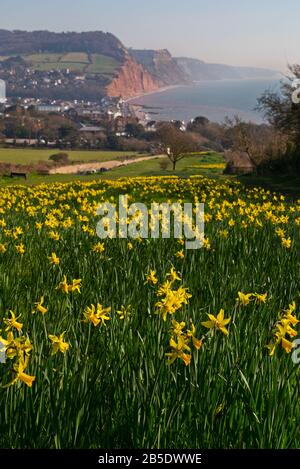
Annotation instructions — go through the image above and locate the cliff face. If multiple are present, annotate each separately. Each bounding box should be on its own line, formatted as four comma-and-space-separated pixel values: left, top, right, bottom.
130, 49, 190, 86
106, 55, 161, 99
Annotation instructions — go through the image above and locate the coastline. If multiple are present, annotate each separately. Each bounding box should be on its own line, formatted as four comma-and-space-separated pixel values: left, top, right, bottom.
125, 84, 183, 122
124, 84, 183, 104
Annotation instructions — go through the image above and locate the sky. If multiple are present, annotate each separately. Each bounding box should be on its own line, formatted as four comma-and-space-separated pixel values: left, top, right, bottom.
0, 0, 299, 71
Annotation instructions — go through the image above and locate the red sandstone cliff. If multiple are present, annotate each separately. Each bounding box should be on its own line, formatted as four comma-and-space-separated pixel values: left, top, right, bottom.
106, 54, 161, 99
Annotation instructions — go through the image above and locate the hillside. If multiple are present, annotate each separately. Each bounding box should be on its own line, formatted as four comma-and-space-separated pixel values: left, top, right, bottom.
0, 30, 161, 100
176, 57, 279, 80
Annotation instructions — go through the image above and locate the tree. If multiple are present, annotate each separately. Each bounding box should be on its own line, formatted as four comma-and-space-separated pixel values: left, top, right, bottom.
257, 64, 300, 148
49, 153, 69, 164
223, 116, 288, 172
156, 123, 195, 170
125, 122, 145, 139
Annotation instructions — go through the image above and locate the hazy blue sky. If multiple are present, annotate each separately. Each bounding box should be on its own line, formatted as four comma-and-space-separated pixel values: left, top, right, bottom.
0, 0, 299, 71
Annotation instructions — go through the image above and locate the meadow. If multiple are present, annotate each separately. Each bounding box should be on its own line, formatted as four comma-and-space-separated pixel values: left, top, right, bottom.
23, 52, 120, 75
0, 174, 299, 449
0, 148, 139, 165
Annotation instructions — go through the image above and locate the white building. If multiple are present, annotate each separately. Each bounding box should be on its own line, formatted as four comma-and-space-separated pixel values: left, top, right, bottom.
0, 79, 6, 103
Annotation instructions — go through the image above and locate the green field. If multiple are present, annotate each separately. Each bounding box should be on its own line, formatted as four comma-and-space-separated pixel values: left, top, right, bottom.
0, 149, 140, 165
61, 53, 90, 64
87, 54, 119, 75
0, 152, 226, 186
21, 52, 120, 75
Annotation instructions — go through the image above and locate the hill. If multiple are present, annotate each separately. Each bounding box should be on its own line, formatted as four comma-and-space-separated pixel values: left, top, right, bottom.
0, 30, 160, 100
176, 57, 280, 80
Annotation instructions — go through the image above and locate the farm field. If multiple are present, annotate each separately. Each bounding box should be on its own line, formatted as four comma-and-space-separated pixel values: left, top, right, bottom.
0, 148, 140, 165
0, 52, 120, 74
22, 52, 120, 74
0, 175, 299, 448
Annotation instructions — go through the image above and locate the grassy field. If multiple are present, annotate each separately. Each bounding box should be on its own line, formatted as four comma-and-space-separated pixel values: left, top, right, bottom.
87, 54, 120, 75
1, 150, 299, 199
0, 175, 299, 448
21, 52, 120, 74
0, 152, 226, 186
0, 149, 140, 165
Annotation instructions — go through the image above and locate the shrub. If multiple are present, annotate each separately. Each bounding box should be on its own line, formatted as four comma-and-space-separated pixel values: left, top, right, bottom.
49, 152, 69, 164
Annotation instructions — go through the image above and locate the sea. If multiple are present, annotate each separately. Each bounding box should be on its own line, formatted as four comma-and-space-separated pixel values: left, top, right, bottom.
129, 78, 282, 124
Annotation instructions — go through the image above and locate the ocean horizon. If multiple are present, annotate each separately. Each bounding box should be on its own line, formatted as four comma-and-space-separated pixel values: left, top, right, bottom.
129, 78, 282, 124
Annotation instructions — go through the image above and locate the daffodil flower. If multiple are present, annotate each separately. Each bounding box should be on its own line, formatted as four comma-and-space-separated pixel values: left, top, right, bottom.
4, 311, 23, 332
48, 332, 70, 355
144, 270, 158, 285
4, 356, 35, 388
202, 309, 231, 336
33, 296, 48, 315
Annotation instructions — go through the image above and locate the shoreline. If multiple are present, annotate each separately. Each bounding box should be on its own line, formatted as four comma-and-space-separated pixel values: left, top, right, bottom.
124, 84, 183, 104
125, 85, 183, 122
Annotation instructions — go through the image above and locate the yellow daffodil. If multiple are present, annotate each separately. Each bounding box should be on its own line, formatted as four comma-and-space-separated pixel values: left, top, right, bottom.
48, 332, 70, 354
58, 276, 82, 294
144, 269, 158, 285
166, 335, 191, 366
15, 243, 25, 255
4, 356, 35, 388
83, 303, 111, 327
236, 292, 253, 306
187, 322, 203, 350
166, 267, 181, 283
92, 242, 105, 254
254, 293, 268, 303
48, 252, 60, 265
202, 309, 231, 336
4, 311, 23, 332
33, 297, 48, 315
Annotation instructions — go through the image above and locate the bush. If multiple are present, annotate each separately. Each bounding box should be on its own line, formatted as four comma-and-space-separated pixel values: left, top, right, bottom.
49, 153, 69, 164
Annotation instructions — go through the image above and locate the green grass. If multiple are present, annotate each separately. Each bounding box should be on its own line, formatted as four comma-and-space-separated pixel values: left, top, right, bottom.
0, 176, 299, 448
105, 153, 225, 179
60, 53, 90, 64
32, 62, 87, 72
87, 54, 120, 75
21, 52, 120, 75
0, 149, 140, 165
0, 153, 226, 186
24, 53, 64, 63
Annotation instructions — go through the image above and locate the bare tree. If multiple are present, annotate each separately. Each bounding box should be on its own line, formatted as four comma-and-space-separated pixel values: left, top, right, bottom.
223, 116, 288, 172
156, 123, 196, 170
257, 64, 300, 147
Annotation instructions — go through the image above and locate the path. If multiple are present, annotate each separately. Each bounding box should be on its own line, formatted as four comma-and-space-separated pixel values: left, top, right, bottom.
48, 155, 164, 175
